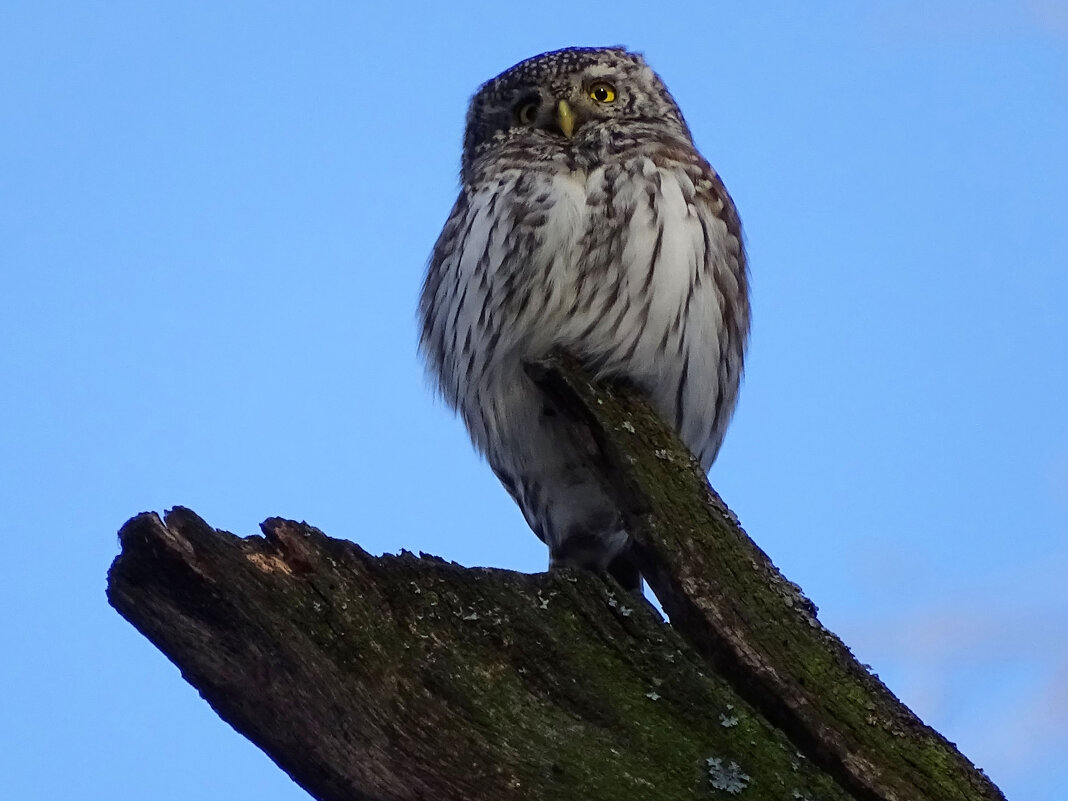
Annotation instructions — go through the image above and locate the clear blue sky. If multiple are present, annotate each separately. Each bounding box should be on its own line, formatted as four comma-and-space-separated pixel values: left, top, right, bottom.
2, 2, 1066, 799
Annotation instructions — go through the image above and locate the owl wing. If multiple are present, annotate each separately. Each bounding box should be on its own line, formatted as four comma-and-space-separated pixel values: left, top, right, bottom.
682, 158, 749, 468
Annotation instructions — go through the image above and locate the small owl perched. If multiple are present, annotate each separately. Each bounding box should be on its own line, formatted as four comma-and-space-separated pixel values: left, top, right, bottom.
419, 47, 749, 591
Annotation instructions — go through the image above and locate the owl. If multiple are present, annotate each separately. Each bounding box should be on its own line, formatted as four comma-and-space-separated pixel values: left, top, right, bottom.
419, 47, 749, 592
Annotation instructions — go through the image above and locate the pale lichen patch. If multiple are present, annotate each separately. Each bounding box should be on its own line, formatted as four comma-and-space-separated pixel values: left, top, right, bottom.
706, 757, 750, 794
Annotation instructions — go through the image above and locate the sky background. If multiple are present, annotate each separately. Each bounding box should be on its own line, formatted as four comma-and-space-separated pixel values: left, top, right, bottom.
2, 2, 1066, 799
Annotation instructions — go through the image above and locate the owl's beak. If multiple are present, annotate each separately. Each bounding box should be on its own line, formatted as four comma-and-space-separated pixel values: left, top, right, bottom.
555, 99, 575, 139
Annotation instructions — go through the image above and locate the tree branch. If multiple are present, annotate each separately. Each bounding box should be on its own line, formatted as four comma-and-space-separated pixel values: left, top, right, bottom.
107, 355, 1004, 801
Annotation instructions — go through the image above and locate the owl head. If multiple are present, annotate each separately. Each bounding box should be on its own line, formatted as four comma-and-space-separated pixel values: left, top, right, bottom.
461, 47, 692, 181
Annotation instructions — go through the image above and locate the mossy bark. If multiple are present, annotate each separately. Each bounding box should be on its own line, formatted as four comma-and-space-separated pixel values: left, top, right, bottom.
107, 355, 1005, 801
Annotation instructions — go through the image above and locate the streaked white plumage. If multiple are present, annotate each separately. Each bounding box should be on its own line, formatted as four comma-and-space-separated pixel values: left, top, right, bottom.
420, 47, 748, 590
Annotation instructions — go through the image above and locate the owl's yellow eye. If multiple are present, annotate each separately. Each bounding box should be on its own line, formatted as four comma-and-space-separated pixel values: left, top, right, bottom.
588, 82, 616, 103
515, 100, 540, 125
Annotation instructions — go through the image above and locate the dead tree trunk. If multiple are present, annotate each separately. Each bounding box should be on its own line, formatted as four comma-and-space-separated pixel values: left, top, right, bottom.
107, 355, 1005, 801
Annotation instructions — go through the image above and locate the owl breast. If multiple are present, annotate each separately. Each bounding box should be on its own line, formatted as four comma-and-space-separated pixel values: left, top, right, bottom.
421, 148, 747, 586
486, 156, 741, 470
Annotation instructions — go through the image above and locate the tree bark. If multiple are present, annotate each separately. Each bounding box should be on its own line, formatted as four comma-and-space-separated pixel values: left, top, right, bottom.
107, 354, 1005, 801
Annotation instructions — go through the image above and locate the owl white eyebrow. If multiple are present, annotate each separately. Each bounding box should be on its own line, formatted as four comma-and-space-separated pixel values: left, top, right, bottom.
582, 64, 620, 79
